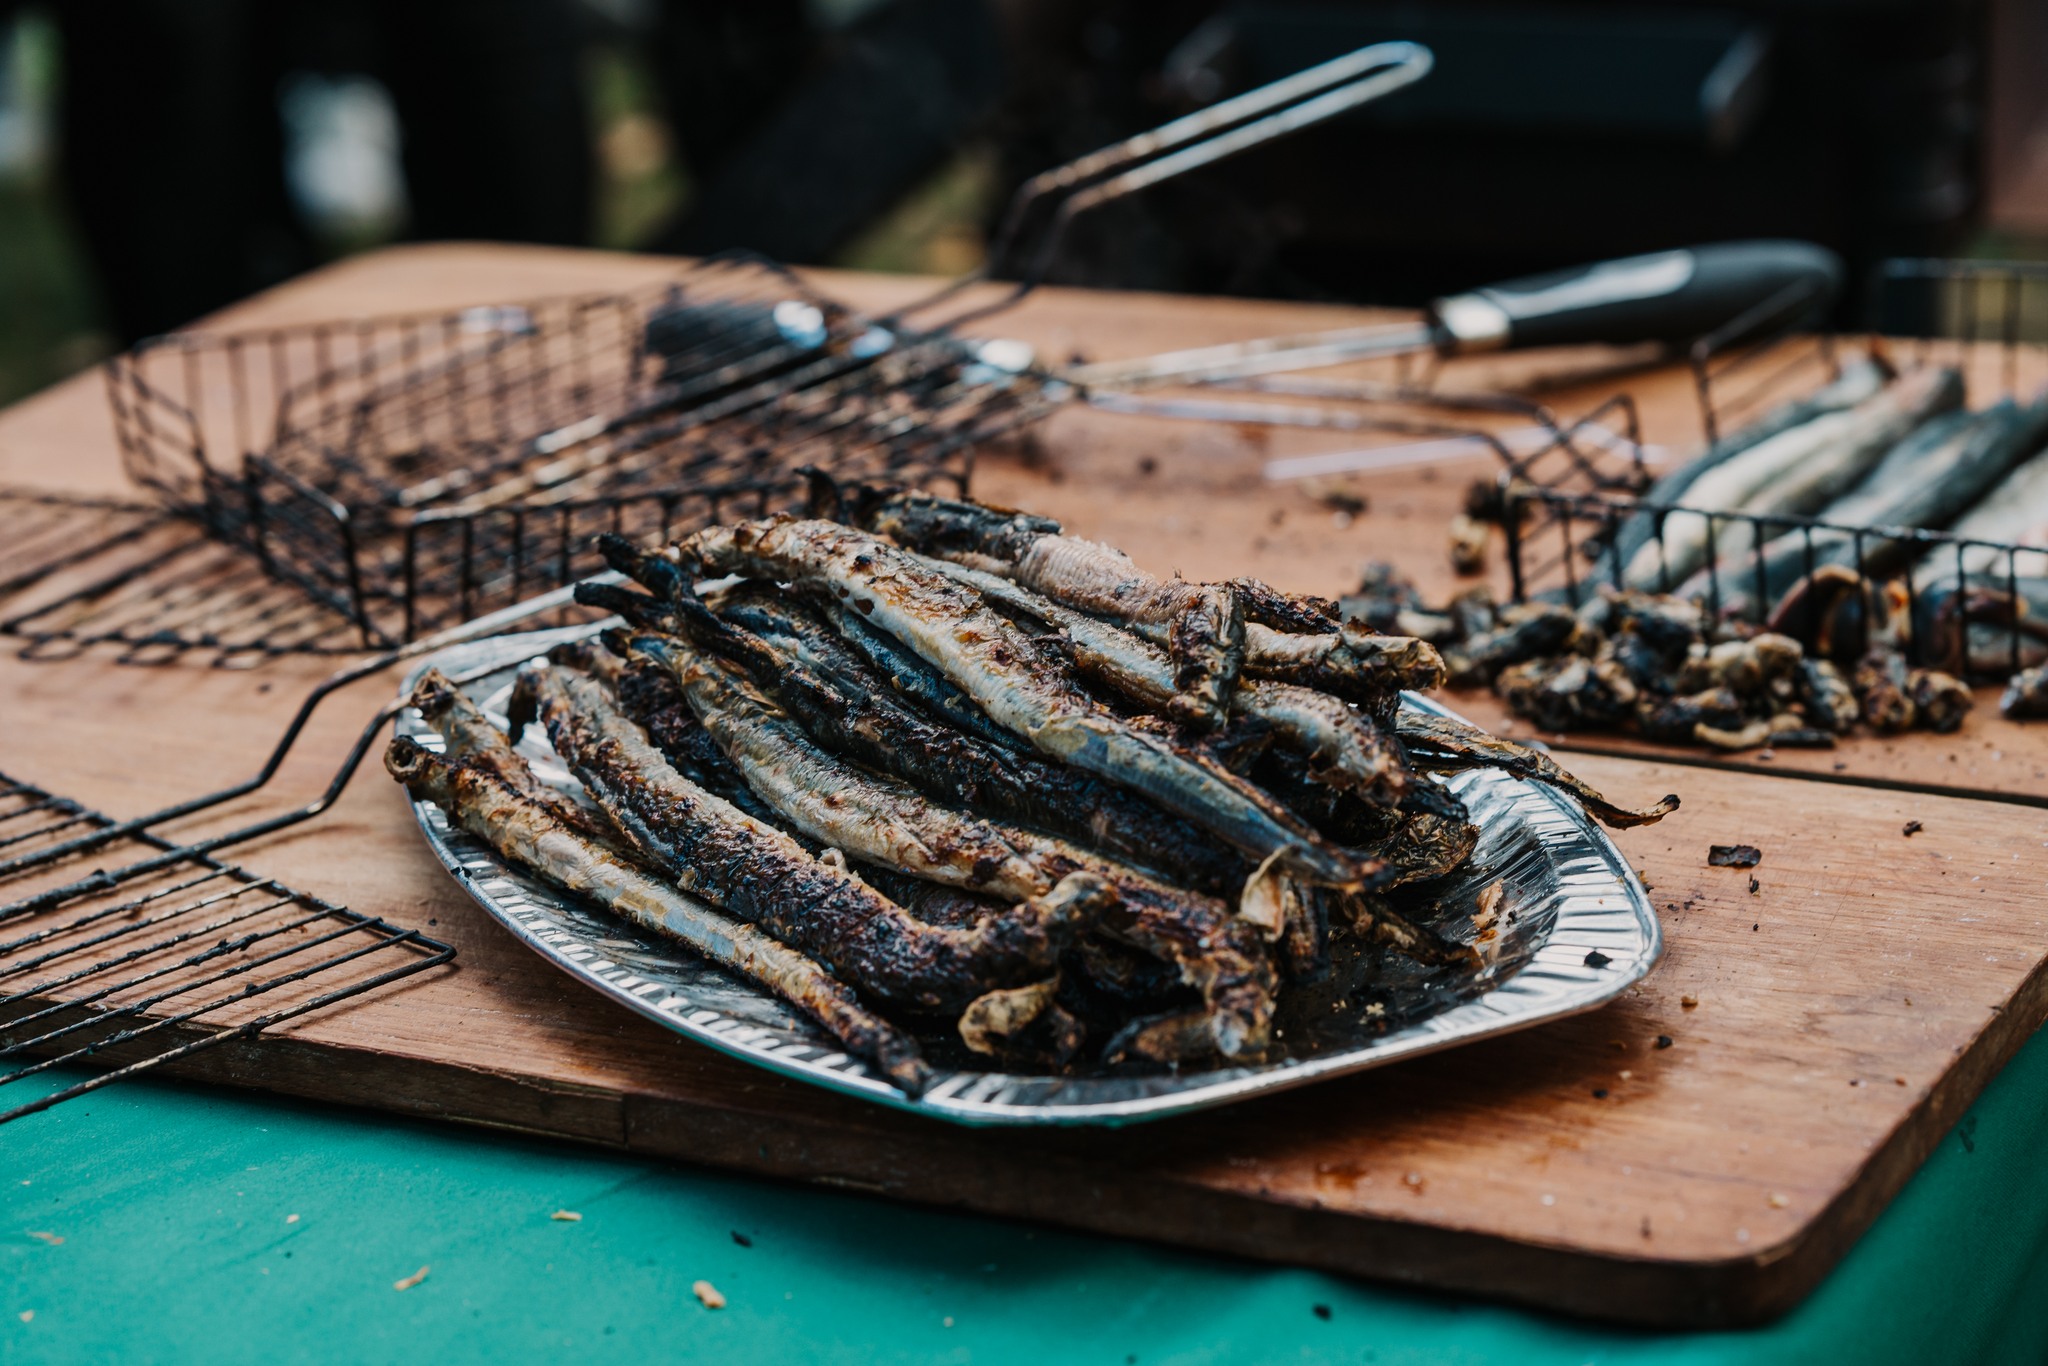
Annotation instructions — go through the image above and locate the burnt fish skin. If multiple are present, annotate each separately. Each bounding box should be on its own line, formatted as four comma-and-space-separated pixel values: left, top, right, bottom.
1692, 397, 2048, 615
1623, 365, 1963, 592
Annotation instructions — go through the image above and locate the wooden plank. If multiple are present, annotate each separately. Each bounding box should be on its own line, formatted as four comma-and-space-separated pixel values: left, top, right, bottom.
6, 245, 2048, 1326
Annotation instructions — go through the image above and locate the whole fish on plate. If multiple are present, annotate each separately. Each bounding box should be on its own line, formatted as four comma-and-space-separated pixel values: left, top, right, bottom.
1622, 365, 1963, 591
1911, 439, 2048, 587
1689, 396, 2048, 614
1609, 356, 1891, 574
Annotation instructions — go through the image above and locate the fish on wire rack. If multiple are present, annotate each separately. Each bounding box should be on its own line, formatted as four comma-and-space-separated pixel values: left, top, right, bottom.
1621, 365, 1963, 591
1692, 395, 2048, 615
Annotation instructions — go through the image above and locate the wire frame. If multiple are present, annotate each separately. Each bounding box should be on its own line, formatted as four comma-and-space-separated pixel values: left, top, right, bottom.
0, 769, 453, 1125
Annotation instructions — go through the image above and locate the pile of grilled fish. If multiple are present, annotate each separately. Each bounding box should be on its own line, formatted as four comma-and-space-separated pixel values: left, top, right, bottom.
387, 483, 1677, 1095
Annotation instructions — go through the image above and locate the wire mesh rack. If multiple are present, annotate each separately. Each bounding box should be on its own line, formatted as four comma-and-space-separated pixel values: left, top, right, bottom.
1503, 258, 2048, 678
0, 767, 454, 1126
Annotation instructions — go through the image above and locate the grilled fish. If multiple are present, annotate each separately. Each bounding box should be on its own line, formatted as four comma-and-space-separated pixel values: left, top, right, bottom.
1394, 709, 1678, 829
1609, 356, 1892, 573
674, 517, 1383, 888
383, 734, 934, 1095
1911, 435, 2048, 586
514, 661, 1099, 1011
838, 485, 1246, 729
623, 629, 1279, 1060
1623, 366, 1964, 591
1691, 397, 2048, 613
907, 552, 1413, 806
664, 581, 1249, 891
837, 484, 1444, 705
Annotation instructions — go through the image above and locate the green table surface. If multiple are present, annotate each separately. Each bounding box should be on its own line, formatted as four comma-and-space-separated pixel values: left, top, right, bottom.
7, 1024, 2047, 1366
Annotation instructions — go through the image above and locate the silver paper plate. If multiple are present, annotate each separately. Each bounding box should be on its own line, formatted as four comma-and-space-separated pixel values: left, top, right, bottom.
399, 627, 1660, 1127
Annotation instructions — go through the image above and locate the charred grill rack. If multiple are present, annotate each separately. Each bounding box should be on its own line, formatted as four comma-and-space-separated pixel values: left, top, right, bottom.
0, 768, 454, 1126
1503, 259, 2048, 676
102, 258, 1006, 653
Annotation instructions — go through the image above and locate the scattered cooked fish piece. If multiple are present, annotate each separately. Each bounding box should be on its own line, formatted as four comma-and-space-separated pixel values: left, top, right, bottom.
1444, 604, 1578, 688
1394, 709, 1679, 829
2002, 666, 2048, 719
1610, 357, 1892, 573
675, 517, 1383, 888
1850, 651, 1916, 732
383, 734, 934, 1095
1495, 655, 1639, 732
1624, 366, 1963, 591
514, 660, 1099, 1011
1796, 659, 1860, 734
1907, 667, 1973, 734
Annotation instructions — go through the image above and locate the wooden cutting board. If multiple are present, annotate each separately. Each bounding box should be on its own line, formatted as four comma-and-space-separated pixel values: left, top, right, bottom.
6, 245, 2048, 1329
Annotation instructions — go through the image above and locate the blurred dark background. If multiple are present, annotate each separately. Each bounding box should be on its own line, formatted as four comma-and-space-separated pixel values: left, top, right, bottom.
2, 0, 2044, 404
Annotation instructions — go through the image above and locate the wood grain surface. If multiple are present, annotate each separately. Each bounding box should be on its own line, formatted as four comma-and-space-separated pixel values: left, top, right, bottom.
6, 244, 2048, 1328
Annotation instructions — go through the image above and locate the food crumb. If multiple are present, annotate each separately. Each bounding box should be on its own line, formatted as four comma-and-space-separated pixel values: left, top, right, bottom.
731, 1231, 752, 1248
1681, 995, 1699, 1009
17, 1311, 30, 1324
1768, 1193, 1790, 1209
1312, 1305, 1332, 1321
1896, 1077, 1908, 1086
1748, 876, 1760, 896
943, 1317, 955, 1329
25, 1232, 61, 1246
693, 1280, 726, 1310
1584, 950, 1613, 968
1902, 821, 1923, 837
1618, 1070, 1633, 1081
551, 1210, 582, 1222
1709, 844, 1762, 869
286, 1214, 300, 1225
1655, 1035, 1674, 1050
1402, 1171, 1425, 1192
393, 1266, 430, 1292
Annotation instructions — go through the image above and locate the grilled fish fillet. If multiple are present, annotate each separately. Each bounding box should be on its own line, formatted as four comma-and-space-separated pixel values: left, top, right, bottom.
383, 733, 934, 1095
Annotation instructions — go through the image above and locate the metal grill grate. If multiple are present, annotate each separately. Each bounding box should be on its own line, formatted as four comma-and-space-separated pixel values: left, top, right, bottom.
0, 770, 453, 1125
